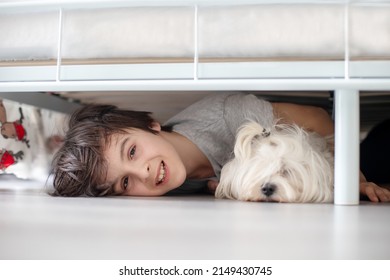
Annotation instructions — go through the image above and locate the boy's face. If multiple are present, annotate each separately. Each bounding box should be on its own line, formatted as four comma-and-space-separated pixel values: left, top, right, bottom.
104, 126, 187, 196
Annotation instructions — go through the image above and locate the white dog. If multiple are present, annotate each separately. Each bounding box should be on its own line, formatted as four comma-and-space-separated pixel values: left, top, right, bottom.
216, 121, 334, 203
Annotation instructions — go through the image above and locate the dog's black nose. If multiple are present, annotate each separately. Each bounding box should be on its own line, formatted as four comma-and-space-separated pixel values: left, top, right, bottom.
261, 183, 276, 197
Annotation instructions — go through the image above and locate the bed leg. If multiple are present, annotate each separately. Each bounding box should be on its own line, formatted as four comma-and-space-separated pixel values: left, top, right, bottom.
334, 89, 360, 205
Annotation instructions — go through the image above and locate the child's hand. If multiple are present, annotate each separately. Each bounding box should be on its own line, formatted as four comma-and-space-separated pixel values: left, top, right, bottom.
207, 179, 219, 194
360, 182, 390, 202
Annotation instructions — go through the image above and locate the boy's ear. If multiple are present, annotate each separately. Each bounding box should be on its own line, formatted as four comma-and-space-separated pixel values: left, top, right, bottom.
149, 121, 161, 132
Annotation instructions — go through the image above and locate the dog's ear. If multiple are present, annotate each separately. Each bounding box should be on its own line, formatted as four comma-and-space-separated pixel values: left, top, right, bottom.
234, 121, 268, 159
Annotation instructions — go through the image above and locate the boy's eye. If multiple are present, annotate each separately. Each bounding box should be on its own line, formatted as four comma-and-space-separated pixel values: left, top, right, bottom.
123, 177, 129, 190
129, 146, 136, 159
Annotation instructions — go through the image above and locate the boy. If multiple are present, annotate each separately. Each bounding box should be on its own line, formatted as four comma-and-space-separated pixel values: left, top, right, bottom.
51, 92, 390, 202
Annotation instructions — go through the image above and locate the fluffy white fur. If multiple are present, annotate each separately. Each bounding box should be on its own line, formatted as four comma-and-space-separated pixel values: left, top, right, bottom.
216, 121, 334, 203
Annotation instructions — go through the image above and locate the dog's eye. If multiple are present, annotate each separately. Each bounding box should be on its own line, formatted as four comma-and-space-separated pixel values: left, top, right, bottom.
281, 169, 289, 177
271, 141, 278, 147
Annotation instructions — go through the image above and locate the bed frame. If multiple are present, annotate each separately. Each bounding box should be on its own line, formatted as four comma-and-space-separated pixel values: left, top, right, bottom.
1, 0, 390, 205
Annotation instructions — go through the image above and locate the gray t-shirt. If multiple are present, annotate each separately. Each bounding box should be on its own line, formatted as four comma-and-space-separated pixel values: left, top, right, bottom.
164, 92, 274, 194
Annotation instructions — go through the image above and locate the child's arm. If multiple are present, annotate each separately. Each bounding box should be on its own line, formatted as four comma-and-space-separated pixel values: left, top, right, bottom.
271, 102, 390, 202
0, 99, 7, 124
271, 102, 333, 137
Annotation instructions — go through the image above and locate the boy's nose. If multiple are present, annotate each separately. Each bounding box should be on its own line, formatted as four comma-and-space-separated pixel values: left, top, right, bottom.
131, 162, 150, 181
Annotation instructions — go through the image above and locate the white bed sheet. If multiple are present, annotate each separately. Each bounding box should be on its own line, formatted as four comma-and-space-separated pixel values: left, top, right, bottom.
1, 5, 390, 61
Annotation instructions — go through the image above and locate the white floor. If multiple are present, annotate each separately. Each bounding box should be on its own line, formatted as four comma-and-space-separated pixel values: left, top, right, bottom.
0, 179, 389, 260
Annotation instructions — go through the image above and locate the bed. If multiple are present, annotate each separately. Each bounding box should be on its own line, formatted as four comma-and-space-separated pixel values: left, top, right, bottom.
1, 0, 390, 205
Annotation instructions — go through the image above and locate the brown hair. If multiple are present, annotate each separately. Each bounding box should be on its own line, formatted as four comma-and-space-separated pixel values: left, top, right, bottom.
51, 104, 158, 197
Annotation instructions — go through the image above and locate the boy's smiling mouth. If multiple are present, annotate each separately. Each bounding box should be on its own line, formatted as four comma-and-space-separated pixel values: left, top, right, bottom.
156, 161, 166, 185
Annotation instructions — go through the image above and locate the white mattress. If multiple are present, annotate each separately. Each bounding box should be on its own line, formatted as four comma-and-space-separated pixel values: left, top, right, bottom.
1, 4, 390, 61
